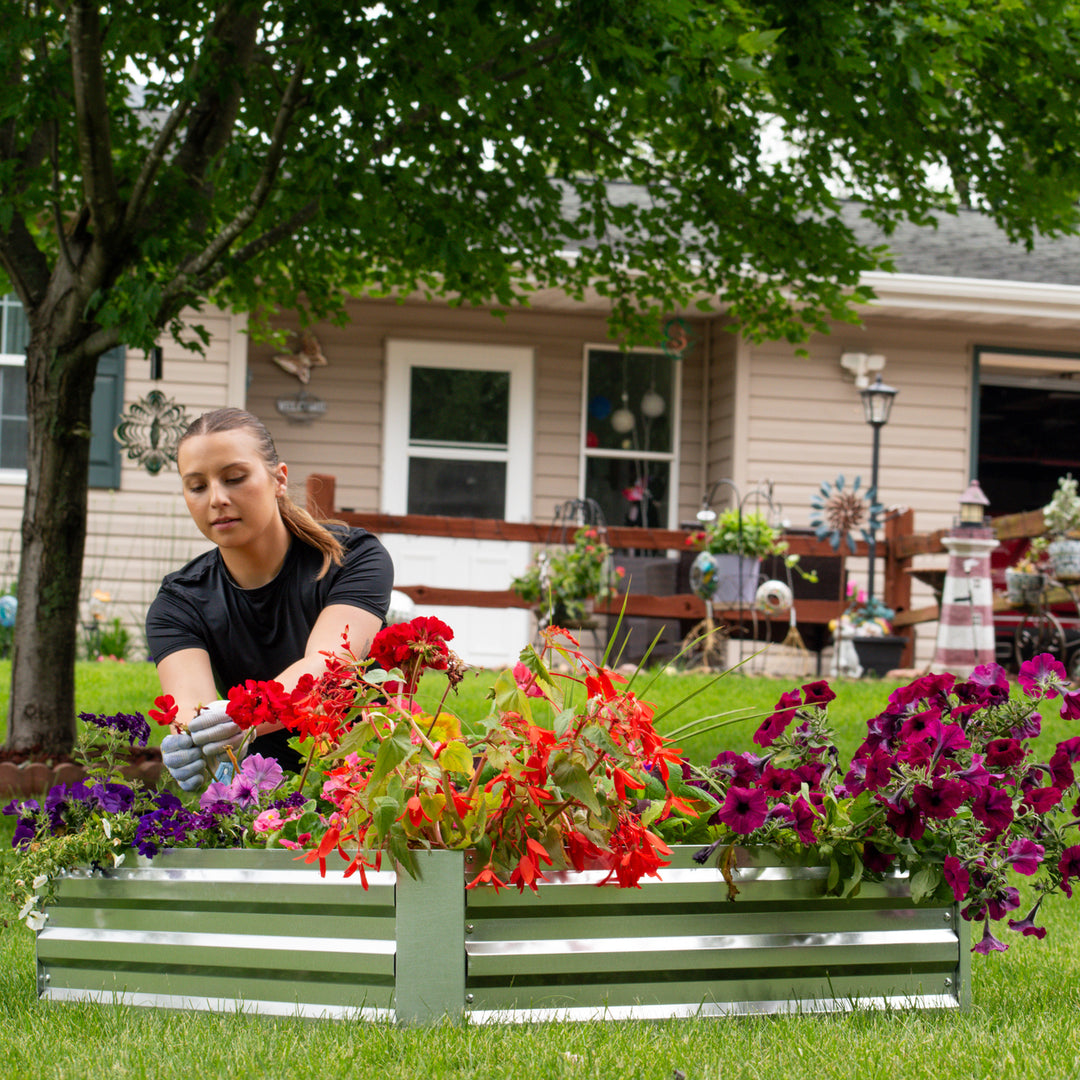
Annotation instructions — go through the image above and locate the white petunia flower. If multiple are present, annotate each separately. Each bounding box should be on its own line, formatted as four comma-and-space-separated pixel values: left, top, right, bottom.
112, 852, 125, 868
102, 819, 112, 839
25, 911, 46, 932
18, 897, 36, 920
32, 874, 48, 890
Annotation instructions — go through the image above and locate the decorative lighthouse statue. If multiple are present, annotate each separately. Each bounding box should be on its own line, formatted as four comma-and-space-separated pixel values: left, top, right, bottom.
931, 481, 999, 676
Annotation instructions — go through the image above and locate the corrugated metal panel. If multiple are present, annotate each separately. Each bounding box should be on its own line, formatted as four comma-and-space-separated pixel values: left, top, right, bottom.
462, 847, 967, 1022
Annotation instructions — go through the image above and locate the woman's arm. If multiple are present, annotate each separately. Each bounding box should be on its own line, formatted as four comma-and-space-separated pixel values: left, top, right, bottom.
154, 603, 382, 734
273, 602, 382, 690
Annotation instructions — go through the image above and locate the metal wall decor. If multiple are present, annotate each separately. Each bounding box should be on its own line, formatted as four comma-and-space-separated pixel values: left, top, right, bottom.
275, 389, 328, 424
113, 390, 192, 475
272, 331, 328, 384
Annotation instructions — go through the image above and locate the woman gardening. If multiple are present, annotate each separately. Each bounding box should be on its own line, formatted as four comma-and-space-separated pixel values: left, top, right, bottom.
146, 408, 394, 787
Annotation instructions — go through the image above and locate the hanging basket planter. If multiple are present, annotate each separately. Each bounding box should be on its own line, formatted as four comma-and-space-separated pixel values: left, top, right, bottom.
1048, 538, 1080, 580
36, 846, 968, 1023
1005, 569, 1047, 605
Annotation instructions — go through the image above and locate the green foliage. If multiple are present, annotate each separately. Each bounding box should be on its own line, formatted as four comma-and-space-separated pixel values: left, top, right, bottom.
510, 528, 623, 622
81, 617, 131, 662
686, 509, 785, 558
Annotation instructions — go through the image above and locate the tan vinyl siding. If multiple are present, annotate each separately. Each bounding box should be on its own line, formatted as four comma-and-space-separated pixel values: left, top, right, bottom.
706, 323, 738, 492
248, 299, 705, 528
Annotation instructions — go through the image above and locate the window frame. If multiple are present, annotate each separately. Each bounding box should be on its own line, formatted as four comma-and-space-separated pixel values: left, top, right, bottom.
579, 342, 682, 530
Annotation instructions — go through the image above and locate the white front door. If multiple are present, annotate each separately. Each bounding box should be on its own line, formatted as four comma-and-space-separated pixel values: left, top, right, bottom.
381, 340, 533, 667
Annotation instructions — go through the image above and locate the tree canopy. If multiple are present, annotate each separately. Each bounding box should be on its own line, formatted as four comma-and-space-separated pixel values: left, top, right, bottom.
5, 0, 1080, 751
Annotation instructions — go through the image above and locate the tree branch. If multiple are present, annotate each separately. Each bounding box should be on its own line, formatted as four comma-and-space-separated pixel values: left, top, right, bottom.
159, 61, 307, 307
171, 2, 261, 183
123, 98, 192, 235
67, 0, 121, 235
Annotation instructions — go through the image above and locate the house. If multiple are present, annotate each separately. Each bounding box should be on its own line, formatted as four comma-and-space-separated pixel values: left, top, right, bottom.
3, 203, 1080, 669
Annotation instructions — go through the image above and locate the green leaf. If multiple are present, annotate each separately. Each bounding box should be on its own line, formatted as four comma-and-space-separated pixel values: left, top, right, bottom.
909, 865, 942, 905
372, 796, 401, 839
550, 759, 602, 815
368, 724, 418, 791
438, 740, 474, 775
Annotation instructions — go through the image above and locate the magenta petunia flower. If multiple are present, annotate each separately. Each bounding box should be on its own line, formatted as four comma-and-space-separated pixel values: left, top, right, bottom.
790, 796, 818, 844
933, 722, 971, 759
800, 680, 836, 707
971, 785, 1014, 838
1010, 711, 1042, 740
759, 766, 800, 798
862, 748, 895, 791
199, 781, 232, 810
900, 707, 943, 743
912, 778, 968, 820
1061, 689, 1080, 720
884, 799, 926, 840
986, 886, 1021, 920
1048, 748, 1075, 790
1008, 899, 1047, 939
1006, 837, 1045, 876
1022, 786, 1063, 814
1055, 736, 1080, 761
972, 918, 1009, 955
984, 738, 1026, 769
863, 842, 895, 873
717, 785, 768, 834
1057, 844, 1080, 898
1017, 653, 1068, 699
943, 855, 970, 901
956, 664, 1010, 707
753, 689, 801, 748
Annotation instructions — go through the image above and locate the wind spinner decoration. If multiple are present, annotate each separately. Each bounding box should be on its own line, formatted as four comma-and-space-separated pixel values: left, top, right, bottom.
809, 474, 883, 553
272, 331, 328, 384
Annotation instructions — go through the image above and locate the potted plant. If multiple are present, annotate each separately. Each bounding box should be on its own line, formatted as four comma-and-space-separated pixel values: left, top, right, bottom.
10, 631, 1080, 1022
510, 527, 623, 627
1043, 474, 1080, 578
685, 509, 785, 604
1005, 536, 1049, 604
832, 581, 906, 677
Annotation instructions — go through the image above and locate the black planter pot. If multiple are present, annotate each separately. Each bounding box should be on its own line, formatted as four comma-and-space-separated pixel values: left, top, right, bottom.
852, 635, 906, 677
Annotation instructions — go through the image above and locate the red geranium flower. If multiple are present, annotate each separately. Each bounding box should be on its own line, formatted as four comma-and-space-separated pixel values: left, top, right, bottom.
148, 694, 178, 726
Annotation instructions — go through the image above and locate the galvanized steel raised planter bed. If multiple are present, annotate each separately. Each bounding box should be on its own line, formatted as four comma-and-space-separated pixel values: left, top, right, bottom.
37, 845, 970, 1023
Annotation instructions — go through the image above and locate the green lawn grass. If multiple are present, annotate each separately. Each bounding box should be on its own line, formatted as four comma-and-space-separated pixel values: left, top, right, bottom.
2, 661, 1080, 1077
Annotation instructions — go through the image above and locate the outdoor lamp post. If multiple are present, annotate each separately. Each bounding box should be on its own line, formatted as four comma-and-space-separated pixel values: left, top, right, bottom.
859, 374, 898, 606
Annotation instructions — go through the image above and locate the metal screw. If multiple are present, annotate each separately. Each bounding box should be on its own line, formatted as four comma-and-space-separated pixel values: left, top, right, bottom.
944, 977, 952, 987
943, 912, 952, 922
465, 854, 474, 864
44, 974, 51, 984
465, 923, 474, 934
465, 993, 474, 1004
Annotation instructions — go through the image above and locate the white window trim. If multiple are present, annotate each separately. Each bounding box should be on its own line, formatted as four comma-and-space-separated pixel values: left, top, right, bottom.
579, 342, 682, 529
0, 348, 27, 485
382, 339, 535, 521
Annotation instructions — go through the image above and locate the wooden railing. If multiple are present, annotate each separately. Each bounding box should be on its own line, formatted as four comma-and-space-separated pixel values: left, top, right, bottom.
307, 473, 909, 659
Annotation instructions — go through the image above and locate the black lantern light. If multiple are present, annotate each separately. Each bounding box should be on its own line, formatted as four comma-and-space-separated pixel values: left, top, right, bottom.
859, 374, 898, 605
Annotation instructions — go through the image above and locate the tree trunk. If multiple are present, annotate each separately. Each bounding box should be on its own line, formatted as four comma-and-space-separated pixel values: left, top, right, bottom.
6, 331, 98, 754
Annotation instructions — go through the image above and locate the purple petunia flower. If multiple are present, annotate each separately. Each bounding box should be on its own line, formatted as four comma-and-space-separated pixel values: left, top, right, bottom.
986, 886, 1020, 920
943, 855, 970, 901
227, 773, 260, 808
800, 680, 835, 707
884, 799, 926, 841
753, 689, 801, 748
200, 781, 233, 810
1010, 711, 1042, 740
912, 778, 968, 820
971, 785, 1014, 839
238, 753, 284, 793
78, 710, 151, 747
1008, 899, 1047, 939
1017, 653, 1068, 699
1061, 690, 1080, 721
984, 738, 1026, 769
717, 785, 768, 834
790, 796, 818, 844
1006, 837, 1045, 876
1057, 844, 1080, 898
956, 664, 1010, 707
89, 782, 134, 813
972, 918, 1009, 955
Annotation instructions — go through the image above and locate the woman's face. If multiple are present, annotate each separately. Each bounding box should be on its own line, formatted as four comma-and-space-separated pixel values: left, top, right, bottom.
178, 429, 288, 551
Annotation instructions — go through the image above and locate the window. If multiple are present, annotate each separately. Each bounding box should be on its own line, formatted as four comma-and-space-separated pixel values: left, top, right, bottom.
581, 346, 680, 529
975, 348, 1080, 515
0, 292, 125, 488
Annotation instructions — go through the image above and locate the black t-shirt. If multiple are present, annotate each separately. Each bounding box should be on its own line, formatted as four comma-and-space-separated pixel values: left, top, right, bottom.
146, 525, 394, 697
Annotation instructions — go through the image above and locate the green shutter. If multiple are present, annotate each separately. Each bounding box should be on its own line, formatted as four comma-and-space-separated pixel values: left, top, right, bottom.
88, 346, 125, 489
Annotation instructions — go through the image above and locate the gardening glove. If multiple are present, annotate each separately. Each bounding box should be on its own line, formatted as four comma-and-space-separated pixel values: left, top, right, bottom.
161, 731, 207, 792
188, 699, 246, 760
